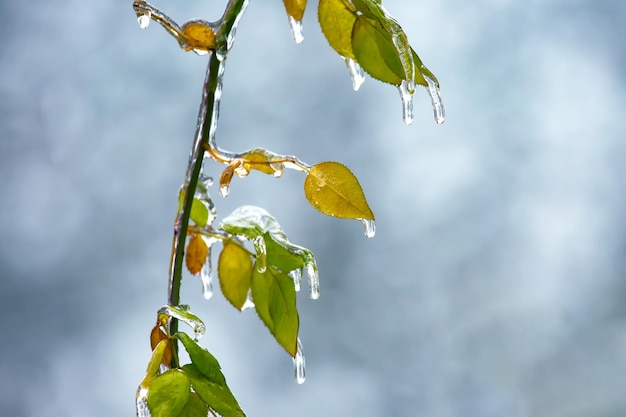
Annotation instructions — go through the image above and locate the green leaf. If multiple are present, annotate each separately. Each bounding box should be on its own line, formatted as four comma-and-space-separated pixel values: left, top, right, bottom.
178, 191, 210, 228
179, 392, 208, 417
252, 265, 299, 356
157, 305, 206, 341
175, 332, 226, 385
147, 369, 190, 417
304, 161, 374, 220
218, 241, 253, 310
265, 232, 309, 273
318, 0, 357, 58
182, 364, 245, 417
412, 48, 439, 88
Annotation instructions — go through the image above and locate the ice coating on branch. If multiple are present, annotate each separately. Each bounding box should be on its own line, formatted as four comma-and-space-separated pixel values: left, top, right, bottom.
305, 262, 320, 299
360, 219, 376, 238
398, 79, 415, 125
253, 235, 267, 273
289, 268, 302, 292
135, 386, 151, 417
344, 57, 365, 91
425, 75, 445, 124
137, 13, 151, 29
293, 338, 306, 384
157, 305, 205, 341
287, 16, 304, 44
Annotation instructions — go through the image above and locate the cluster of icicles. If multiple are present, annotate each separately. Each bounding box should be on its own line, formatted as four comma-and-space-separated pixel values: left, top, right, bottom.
135, 1, 445, 126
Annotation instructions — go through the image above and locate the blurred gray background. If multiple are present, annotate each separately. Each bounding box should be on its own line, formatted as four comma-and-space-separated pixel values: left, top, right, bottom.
1, 1, 625, 416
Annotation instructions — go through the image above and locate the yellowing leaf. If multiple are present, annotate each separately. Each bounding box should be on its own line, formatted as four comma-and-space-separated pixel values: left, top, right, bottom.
283, 0, 308, 21
181, 20, 216, 53
218, 242, 253, 310
186, 234, 209, 276
140, 340, 169, 389
318, 0, 357, 58
304, 161, 374, 220
252, 266, 299, 356
150, 324, 172, 368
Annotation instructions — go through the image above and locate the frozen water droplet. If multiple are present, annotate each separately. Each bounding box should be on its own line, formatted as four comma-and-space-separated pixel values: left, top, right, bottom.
287, 15, 304, 44
219, 184, 230, 197
199, 174, 213, 187
136, 386, 151, 417
253, 236, 267, 273
137, 13, 151, 29
425, 75, 445, 124
305, 262, 319, 300
359, 219, 376, 238
293, 338, 306, 384
192, 48, 209, 56
270, 162, 284, 178
289, 268, 302, 292
234, 163, 250, 177
158, 305, 206, 341
199, 251, 213, 300
241, 290, 255, 311
344, 57, 365, 91
398, 79, 415, 125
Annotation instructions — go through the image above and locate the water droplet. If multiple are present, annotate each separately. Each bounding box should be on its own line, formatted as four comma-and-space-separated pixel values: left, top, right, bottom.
344, 57, 365, 91
293, 338, 306, 384
137, 13, 151, 29
253, 236, 267, 273
157, 305, 206, 341
305, 262, 319, 300
234, 163, 250, 177
398, 79, 415, 125
135, 386, 151, 417
289, 268, 302, 292
359, 219, 376, 238
241, 290, 255, 311
219, 184, 230, 197
199, 249, 213, 300
287, 15, 304, 44
425, 75, 445, 124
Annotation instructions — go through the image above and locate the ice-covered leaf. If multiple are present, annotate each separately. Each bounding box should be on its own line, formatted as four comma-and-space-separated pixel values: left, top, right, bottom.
147, 369, 190, 417
186, 234, 209, 275
181, 20, 216, 54
175, 332, 226, 385
318, 0, 356, 58
304, 161, 374, 221
157, 305, 205, 341
252, 265, 299, 356
218, 241, 253, 310
182, 364, 245, 417
264, 232, 313, 274
178, 191, 210, 228
150, 324, 172, 368
179, 392, 208, 417
283, 0, 308, 21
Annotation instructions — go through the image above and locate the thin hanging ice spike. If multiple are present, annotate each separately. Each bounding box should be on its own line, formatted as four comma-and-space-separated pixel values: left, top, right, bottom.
398, 79, 415, 125
359, 219, 376, 238
287, 16, 304, 44
241, 290, 255, 311
157, 305, 206, 341
289, 268, 302, 292
137, 12, 151, 29
344, 57, 365, 91
135, 386, 151, 417
253, 235, 267, 273
293, 338, 306, 384
199, 247, 214, 299
425, 75, 445, 124
305, 262, 320, 300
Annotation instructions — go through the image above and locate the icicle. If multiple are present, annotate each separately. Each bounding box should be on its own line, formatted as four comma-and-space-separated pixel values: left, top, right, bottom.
305, 262, 319, 300
359, 219, 376, 238
135, 386, 151, 417
219, 184, 230, 197
253, 236, 267, 273
293, 338, 306, 384
241, 290, 255, 311
289, 268, 302, 292
287, 15, 304, 44
199, 249, 213, 300
425, 75, 445, 124
398, 79, 415, 125
157, 305, 206, 341
344, 57, 365, 91
137, 12, 151, 29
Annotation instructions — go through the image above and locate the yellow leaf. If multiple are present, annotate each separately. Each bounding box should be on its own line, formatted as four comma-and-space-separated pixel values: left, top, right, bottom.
186, 234, 209, 276
150, 324, 172, 368
218, 242, 253, 310
304, 161, 374, 220
318, 0, 357, 58
181, 20, 216, 53
283, 0, 308, 21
